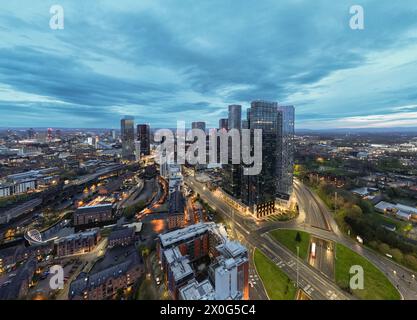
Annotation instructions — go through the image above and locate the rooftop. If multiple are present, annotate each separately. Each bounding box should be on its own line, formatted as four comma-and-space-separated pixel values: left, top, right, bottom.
164, 247, 193, 282
76, 203, 113, 214
54, 228, 99, 244
159, 222, 215, 248
179, 279, 215, 300
108, 226, 135, 241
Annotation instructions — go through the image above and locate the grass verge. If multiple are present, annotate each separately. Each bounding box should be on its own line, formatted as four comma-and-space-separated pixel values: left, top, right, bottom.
253, 249, 296, 300
269, 229, 310, 260
335, 243, 401, 300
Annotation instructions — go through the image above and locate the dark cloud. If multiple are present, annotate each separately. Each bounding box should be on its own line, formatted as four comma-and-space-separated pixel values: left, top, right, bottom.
0, 0, 417, 128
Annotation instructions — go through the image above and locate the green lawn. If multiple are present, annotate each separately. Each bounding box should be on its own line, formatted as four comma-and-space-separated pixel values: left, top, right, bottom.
269, 229, 310, 260
335, 243, 401, 300
253, 249, 296, 300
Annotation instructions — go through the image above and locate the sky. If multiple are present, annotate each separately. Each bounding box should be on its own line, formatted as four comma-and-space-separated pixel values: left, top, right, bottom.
1, 0, 417, 129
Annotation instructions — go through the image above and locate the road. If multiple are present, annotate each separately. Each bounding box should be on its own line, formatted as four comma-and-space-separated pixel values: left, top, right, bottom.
294, 182, 335, 280
185, 175, 351, 300
308, 237, 335, 280
268, 180, 417, 300
187, 174, 417, 300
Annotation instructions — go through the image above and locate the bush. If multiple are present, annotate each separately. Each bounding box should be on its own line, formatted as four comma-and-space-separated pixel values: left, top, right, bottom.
404, 254, 417, 270
378, 243, 390, 255
389, 248, 403, 262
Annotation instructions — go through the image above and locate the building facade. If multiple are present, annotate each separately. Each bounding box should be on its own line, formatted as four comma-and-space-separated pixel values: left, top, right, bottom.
55, 229, 101, 257
157, 222, 248, 300
241, 101, 287, 217
121, 116, 135, 161
276, 105, 295, 200
137, 124, 151, 156
74, 204, 113, 227
223, 105, 242, 198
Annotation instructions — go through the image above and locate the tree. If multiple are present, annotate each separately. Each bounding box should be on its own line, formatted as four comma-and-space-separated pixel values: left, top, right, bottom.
378, 243, 390, 254
123, 200, 146, 220
389, 248, 404, 263
346, 205, 363, 220
404, 254, 417, 271
357, 199, 373, 214
368, 240, 379, 250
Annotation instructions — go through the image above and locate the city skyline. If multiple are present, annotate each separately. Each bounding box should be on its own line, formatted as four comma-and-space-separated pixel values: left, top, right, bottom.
1, 1, 417, 129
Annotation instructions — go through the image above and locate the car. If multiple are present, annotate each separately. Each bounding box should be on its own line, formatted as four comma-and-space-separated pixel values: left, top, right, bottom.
249, 281, 254, 288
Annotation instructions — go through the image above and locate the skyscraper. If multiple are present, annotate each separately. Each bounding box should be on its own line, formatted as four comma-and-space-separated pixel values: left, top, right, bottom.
218, 118, 228, 131
191, 121, 206, 133
223, 105, 242, 198
121, 116, 135, 161
276, 105, 295, 199
240, 101, 294, 218
27, 128, 35, 139
137, 124, 151, 156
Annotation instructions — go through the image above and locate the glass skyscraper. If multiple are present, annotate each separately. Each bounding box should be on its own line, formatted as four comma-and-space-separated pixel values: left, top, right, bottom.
137, 124, 151, 156
121, 116, 135, 161
240, 101, 294, 218
223, 105, 242, 198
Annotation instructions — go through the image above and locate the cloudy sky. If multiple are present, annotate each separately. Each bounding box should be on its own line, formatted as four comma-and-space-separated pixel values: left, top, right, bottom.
1, 0, 417, 129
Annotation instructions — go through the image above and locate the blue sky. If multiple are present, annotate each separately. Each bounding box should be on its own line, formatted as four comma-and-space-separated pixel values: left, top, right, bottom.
1, 0, 417, 129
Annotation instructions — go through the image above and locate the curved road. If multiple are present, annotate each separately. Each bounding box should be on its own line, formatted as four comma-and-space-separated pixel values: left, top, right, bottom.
266, 180, 417, 300
185, 175, 351, 300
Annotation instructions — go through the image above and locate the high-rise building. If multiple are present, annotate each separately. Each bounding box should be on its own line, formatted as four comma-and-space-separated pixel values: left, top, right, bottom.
223, 105, 242, 198
228, 105, 241, 131
157, 223, 248, 300
27, 128, 35, 139
121, 116, 135, 161
218, 118, 228, 131
47, 128, 53, 142
191, 121, 206, 133
240, 101, 292, 218
276, 105, 295, 199
137, 124, 151, 156
134, 140, 141, 161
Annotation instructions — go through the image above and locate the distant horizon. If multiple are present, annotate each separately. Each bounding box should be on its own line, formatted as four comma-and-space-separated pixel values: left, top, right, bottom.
2, 125, 417, 134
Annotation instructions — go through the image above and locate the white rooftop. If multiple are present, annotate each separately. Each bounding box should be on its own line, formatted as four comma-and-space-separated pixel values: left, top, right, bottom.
159, 222, 215, 248
179, 279, 215, 300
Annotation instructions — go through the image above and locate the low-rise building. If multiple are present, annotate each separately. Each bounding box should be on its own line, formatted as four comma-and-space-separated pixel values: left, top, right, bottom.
69, 245, 144, 300
74, 204, 113, 227
108, 226, 136, 248
54, 228, 101, 257
167, 189, 185, 230
375, 201, 415, 221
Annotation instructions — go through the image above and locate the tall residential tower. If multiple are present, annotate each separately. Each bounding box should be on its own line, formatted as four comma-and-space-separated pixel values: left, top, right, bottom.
121, 116, 135, 161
